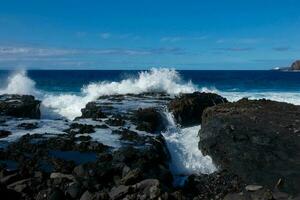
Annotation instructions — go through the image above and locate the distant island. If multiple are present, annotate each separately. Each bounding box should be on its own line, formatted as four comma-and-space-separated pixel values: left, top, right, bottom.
273, 60, 300, 71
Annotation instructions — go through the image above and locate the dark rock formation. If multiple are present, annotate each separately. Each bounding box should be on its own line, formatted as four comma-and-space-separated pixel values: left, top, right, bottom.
0, 95, 41, 119
133, 108, 165, 133
199, 98, 300, 194
0, 130, 12, 139
17, 122, 38, 130
183, 170, 243, 199
168, 92, 227, 127
80, 102, 107, 119
291, 60, 300, 71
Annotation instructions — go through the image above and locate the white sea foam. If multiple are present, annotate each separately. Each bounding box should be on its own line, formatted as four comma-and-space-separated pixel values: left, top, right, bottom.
1, 69, 300, 120
0, 119, 69, 143
0, 70, 40, 96
161, 111, 217, 185
42, 68, 197, 119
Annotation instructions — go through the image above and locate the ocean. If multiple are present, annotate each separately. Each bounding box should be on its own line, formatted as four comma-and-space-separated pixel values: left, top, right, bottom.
1, 68, 300, 184
1, 68, 300, 120
1, 69, 300, 93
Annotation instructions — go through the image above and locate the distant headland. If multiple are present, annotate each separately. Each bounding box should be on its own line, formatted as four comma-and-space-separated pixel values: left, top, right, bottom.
273, 60, 300, 71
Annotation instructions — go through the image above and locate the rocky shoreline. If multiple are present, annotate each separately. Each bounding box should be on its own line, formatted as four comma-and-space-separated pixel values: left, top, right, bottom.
0, 93, 300, 199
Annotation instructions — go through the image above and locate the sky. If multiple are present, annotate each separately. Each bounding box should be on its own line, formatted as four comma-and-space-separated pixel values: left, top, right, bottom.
0, 0, 300, 70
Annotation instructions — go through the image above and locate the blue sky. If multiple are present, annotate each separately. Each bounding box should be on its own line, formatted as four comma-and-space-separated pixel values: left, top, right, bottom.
0, 0, 299, 70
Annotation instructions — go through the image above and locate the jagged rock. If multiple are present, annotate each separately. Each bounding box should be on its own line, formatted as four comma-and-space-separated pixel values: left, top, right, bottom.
67, 182, 83, 199
0, 94, 41, 119
7, 178, 33, 193
133, 107, 165, 133
73, 165, 88, 177
168, 92, 227, 127
68, 123, 95, 134
109, 185, 130, 200
80, 102, 107, 119
105, 116, 125, 126
120, 168, 142, 185
133, 179, 161, 199
17, 122, 38, 130
183, 170, 243, 199
224, 189, 280, 200
199, 98, 300, 194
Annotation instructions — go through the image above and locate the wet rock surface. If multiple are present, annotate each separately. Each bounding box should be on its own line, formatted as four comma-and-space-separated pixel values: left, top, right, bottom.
133, 107, 165, 133
0, 93, 298, 199
199, 98, 300, 195
0, 130, 11, 138
168, 92, 227, 127
0, 94, 41, 119
79, 102, 107, 119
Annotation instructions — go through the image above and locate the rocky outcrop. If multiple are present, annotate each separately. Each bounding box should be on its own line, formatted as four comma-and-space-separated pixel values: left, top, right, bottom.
291, 60, 300, 71
168, 92, 227, 127
79, 102, 107, 119
183, 170, 243, 199
199, 98, 300, 194
0, 130, 11, 138
0, 95, 41, 119
133, 108, 165, 133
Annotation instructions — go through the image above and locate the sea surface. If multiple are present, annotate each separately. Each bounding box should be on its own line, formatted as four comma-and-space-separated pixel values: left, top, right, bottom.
0, 68, 300, 184
1, 69, 300, 93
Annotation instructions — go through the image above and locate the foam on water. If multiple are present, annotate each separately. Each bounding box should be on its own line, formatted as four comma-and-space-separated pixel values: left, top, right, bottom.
1, 69, 300, 120
221, 91, 300, 105
76, 128, 122, 148
0, 119, 69, 143
42, 68, 197, 119
161, 111, 217, 185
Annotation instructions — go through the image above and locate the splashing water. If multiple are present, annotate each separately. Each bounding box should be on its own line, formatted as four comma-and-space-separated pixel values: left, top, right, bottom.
43, 68, 198, 119
0, 70, 39, 96
161, 111, 217, 185
1, 69, 300, 120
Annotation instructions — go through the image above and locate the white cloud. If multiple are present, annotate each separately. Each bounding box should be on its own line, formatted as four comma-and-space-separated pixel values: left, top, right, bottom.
99, 32, 111, 39
161, 36, 207, 43
216, 38, 262, 44
0, 46, 185, 61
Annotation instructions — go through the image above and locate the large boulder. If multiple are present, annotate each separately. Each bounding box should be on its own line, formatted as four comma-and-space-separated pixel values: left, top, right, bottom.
80, 102, 107, 119
199, 98, 300, 194
291, 60, 300, 71
168, 92, 227, 127
133, 108, 165, 133
0, 95, 41, 119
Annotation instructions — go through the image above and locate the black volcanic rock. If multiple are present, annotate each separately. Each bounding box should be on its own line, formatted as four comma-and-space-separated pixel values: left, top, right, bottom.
80, 102, 107, 119
0, 94, 41, 119
183, 170, 243, 199
133, 108, 165, 133
0, 130, 12, 138
199, 98, 300, 194
168, 92, 227, 127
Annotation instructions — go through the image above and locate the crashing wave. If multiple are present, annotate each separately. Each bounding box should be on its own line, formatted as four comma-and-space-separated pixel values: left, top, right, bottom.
0, 70, 40, 96
1, 68, 300, 120
42, 68, 198, 119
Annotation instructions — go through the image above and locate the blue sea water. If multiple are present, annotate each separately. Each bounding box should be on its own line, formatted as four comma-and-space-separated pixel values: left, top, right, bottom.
1, 69, 300, 182
1, 70, 300, 93
0, 68, 300, 120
